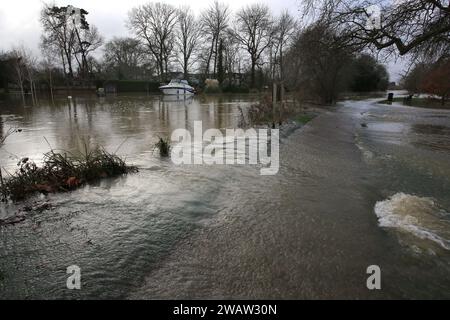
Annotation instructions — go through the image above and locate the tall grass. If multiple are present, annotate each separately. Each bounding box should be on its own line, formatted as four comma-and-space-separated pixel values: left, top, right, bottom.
1, 148, 138, 201
155, 137, 171, 157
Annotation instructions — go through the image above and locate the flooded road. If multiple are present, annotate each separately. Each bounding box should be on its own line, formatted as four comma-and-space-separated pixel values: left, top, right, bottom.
0, 95, 449, 299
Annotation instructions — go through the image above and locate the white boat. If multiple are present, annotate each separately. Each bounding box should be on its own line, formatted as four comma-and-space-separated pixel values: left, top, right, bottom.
159, 79, 195, 96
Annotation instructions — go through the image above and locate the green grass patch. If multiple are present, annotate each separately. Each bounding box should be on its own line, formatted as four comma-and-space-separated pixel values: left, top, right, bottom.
0, 148, 138, 202
378, 97, 450, 109
296, 114, 315, 124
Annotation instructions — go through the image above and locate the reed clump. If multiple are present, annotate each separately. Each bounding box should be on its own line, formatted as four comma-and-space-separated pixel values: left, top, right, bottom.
1, 148, 138, 201
155, 137, 171, 157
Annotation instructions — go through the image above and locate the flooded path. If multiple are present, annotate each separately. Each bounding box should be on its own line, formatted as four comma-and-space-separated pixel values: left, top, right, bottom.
1, 95, 449, 299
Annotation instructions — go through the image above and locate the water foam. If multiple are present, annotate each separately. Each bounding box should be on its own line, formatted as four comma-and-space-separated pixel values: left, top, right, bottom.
374, 193, 450, 250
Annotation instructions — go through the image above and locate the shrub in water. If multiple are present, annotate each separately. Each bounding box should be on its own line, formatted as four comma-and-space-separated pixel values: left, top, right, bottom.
155, 137, 171, 157
0, 148, 138, 201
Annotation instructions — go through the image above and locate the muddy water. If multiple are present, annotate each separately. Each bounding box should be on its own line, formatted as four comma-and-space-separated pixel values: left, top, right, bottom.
1, 94, 450, 299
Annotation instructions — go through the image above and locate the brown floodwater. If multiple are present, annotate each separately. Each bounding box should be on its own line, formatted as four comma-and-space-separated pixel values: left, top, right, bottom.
0, 94, 449, 299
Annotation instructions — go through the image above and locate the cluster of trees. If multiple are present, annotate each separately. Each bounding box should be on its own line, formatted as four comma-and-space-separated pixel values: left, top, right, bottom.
402, 59, 450, 104
282, 0, 449, 103
123, 1, 298, 89
284, 23, 389, 104
40, 5, 103, 83
1, 1, 298, 94
0, 47, 54, 105
0, 4, 102, 105
1, 0, 449, 104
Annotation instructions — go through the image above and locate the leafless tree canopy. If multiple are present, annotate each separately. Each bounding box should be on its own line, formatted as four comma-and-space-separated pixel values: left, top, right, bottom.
232, 3, 274, 88
128, 2, 178, 81
40, 3, 103, 82
103, 37, 148, 80
271, 11, 297, 81
304, 0, 450, 61
200, 1, 230, 77
176, 6, 201, 78
285, 23, 354, 104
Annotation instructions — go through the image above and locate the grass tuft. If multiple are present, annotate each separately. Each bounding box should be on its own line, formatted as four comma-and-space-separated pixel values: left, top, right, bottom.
155, 137, 171, 157
0, 148, 138, 202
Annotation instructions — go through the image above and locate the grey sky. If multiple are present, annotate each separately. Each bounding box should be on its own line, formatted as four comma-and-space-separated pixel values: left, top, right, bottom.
0, 0, 406, 81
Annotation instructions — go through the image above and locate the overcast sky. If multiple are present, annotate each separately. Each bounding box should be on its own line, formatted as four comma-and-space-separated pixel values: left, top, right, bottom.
0, 0, 406, 81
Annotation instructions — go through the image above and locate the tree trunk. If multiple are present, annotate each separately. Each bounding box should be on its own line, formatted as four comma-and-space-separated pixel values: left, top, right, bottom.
213, 36, 219, 77
204, 37, 215, 78
251, 58, 256, 89
184, 57, 189, 79
15, 61, 25, 105
49, 68, 54, 103
280, 44, 284, 82
65, 49, 74, 82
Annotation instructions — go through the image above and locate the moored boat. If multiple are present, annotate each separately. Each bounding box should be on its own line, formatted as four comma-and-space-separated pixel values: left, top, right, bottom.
159, 79, 195, 95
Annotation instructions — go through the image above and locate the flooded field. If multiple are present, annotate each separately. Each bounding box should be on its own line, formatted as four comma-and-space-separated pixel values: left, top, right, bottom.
0, 94, 449, 299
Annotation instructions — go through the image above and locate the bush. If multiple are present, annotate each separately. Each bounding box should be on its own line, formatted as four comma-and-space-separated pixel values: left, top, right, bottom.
222, 85, 250, 94
203, 86, 222, 94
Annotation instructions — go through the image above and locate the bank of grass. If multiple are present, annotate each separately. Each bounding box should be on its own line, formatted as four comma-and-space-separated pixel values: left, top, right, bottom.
341, 92, 387, 101
0, 148, 138, 201
378, 97, 450, 109
296, 114, 315, 125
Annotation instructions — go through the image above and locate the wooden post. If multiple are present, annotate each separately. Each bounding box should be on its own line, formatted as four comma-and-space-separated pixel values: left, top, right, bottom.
272, 82, 277, 128
0, 168, 6, 202
279, 83, 284, 125
49, 67, 54, 104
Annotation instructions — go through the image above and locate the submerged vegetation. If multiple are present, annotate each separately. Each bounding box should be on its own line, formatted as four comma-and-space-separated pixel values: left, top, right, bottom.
155, 137, 171, 157
245, 95, 275, 126
239, 95, 316, 127
0, 149, 137, 202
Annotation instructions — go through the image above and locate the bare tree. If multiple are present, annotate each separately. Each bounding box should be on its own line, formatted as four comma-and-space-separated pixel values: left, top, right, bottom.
40, 3, 103, 83
284, 23, 353, 104
40, 3, 77, 81
9, 48, 36, 105
10, 51, 26, 105
176, 6, 200, 79
223, 32, 242, 85
200, 1, 230, 78
23, 50, 38, 106
304, 0, 450, 61
233, 4, 274, 88
73, 25, 103, 80
128, 2, 178, 81
40, 55, 55, 103
272, 11, 296, 81
103, 37, 146, 79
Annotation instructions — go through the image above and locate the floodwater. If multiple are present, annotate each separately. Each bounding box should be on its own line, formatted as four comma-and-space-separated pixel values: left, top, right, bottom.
0, 94, 449, 299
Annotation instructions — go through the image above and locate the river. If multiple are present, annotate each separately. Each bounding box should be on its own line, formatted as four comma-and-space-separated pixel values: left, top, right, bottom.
0, 94, 449, 299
